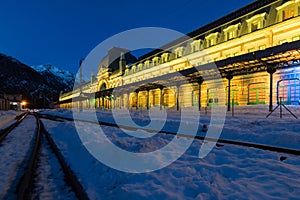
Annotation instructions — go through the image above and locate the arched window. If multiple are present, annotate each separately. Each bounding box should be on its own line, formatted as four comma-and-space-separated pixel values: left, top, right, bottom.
100, 83, 106, 91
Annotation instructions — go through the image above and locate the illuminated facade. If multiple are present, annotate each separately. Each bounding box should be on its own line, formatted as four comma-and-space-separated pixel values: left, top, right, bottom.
60, 0, 300, 111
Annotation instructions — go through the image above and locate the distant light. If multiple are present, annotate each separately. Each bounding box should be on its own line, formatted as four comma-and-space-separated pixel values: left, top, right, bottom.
21, 101, 27, 106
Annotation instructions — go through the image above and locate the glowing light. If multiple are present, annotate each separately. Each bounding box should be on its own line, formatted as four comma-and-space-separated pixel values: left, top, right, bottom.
21, 101, 27, 106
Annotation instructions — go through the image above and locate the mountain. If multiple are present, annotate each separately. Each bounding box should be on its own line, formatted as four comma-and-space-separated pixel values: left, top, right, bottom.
0, 53, 74, 108
30, 64, 74, 91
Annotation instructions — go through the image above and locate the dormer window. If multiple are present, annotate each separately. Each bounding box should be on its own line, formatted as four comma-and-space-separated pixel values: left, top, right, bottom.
223, 23, 240, 41
190, 40, 201, 53
131, 65, 136, 73
276, 0, 300, 22
174, 47, 185, 58
246, 13, 266, 33
205, 33, 219, 47
144, 60, 151, 68
152, 57, 160, 66
161, 53, 169, 63
125, 65, 129, 75
137, 63, 143, 71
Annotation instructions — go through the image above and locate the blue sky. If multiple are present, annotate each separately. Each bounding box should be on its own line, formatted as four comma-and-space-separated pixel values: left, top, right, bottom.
0, 0, 253, 73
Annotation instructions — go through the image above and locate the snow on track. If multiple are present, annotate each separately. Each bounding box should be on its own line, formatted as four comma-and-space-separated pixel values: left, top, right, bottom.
42, 118, 300, 199
32, 134, 76, 199
0, 114, 36, 199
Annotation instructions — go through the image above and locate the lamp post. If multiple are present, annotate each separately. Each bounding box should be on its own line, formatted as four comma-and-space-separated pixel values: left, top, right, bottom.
79, 59, 84, 112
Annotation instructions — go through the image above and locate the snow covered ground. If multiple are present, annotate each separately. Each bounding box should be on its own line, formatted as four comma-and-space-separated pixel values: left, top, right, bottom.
42, 105, 300, 149
0, 115, 37, 199
37, 105, 300, 199
33, 134, 76, 200
0, 110, 23, 130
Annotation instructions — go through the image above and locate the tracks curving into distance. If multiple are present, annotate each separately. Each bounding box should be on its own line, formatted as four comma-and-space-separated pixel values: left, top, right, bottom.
38, 113, 300, 156
0, 113, 89, 199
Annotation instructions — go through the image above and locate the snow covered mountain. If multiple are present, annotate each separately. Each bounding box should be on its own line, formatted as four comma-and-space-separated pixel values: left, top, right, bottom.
0, 53, 75, 108
30, 64, 74, 89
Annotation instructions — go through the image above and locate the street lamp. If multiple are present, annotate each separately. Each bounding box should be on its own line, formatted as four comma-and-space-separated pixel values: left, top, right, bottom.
21, 101, 27, 109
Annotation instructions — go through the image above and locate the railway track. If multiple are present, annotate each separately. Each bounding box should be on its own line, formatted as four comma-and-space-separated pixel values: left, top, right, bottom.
0, 113, 89, 199
0, 112, 29, 143
38, 113, 300, 156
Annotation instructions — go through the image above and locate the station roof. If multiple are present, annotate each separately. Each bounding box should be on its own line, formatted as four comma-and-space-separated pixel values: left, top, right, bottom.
60, 40, 300, 103
97, 40, 300, 96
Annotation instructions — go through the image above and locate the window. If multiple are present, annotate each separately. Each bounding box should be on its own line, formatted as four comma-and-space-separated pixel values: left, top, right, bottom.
251, 21, 259, 32
279, 39, 287, 45
125, 68, 129, 75
282, 10, 286, 19
223, 24, 240, 41
131, 65, 136, 73
161, 53, 169, 63
174, 47, 184, 58
144, 60, 151, 68
228, 31, 234, 40
246, 13, 266, 33
276, 1, 298, 22
152, 57, 160, 65
190, 40, 201, 53
283, 9, 294, 20
259, 45, 266, 50
208, 39, 215, 46
248, 48, 255, 53
138, 63, 143, 71
205, 33, 219, 47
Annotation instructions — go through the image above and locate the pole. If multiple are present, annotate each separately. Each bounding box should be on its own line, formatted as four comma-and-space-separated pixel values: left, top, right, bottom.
160, 87, 163, 110
270, 72, 273, 112
79, 59, 83, 112
136, 91, 139, 110
226, 73, 233, 112
232, 98, 234, 117
267, 65, 276, 112
147, 90, 150, 110
280, 97, 282, 119
176, 85, 180, 111
198, 81, 202, 111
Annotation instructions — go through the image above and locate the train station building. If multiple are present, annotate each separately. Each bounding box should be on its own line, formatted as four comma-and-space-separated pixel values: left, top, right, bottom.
59, 0, 300, 112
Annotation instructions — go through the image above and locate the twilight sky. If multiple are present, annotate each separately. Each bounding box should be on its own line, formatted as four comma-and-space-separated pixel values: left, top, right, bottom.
0, 0, 253, 73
